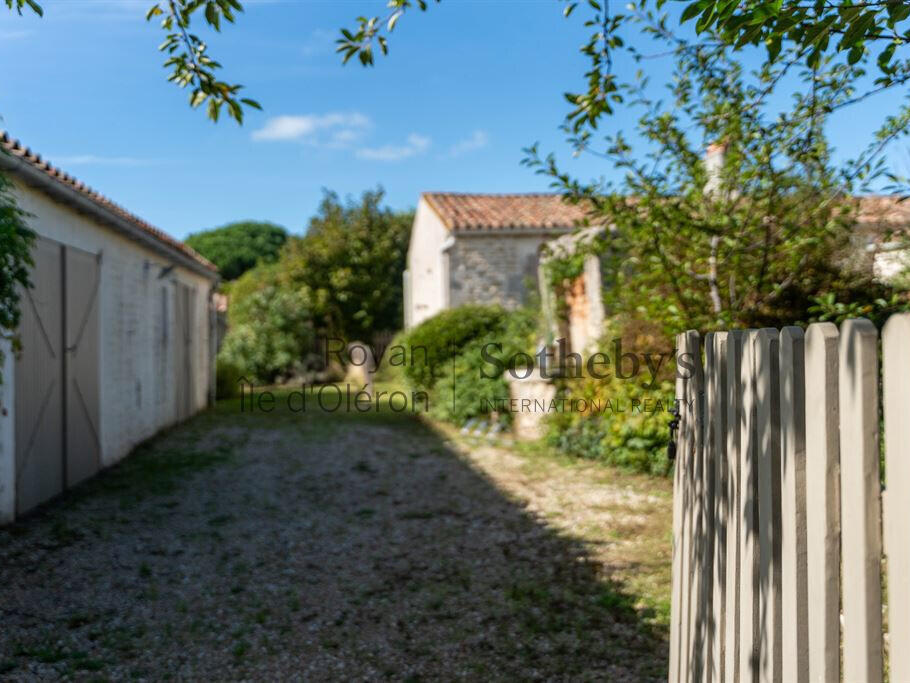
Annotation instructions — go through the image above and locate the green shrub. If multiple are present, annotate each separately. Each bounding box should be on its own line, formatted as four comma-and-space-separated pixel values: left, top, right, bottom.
427, 307, 538, 424
808, 291, 910, 327
399, 304, 509, 392
215, 357, 242, 399
430, 343, 511, 424
218, 282, 313, 384
545, 374, 675, 476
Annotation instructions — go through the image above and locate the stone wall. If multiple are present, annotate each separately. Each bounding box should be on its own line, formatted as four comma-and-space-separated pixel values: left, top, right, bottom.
448, 232, 565, 309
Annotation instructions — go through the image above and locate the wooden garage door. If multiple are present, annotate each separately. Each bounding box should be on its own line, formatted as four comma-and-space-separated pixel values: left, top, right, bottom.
14, 237, 100, 513
15, 237, 64, 513
174, 282, 195, 422
65, 246, 101, 487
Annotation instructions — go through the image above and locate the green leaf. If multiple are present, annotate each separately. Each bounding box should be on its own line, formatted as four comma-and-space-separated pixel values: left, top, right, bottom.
839, 11, 876, 49
207, 98, 220, 122
190, 90, 207, 108
680, 1, 704, 24
847, 44, 864, 65
765, 34, 782, 62
888, 3, 910, 26
205, 2, 220, 31
695, 7, 716, 33
878, 43, 897, 71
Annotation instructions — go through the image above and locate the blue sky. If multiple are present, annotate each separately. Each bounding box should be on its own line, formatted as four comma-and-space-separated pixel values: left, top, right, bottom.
0, 0, 907, 239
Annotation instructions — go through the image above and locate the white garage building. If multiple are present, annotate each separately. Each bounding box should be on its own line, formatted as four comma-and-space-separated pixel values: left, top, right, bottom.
0, 133, 219, 522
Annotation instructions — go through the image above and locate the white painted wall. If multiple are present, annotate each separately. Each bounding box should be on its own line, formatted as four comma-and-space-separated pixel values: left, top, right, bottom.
8, 180, 215, 472
0, 337, 14, 523
406, 197, 449, 328
873, 246, 910, 283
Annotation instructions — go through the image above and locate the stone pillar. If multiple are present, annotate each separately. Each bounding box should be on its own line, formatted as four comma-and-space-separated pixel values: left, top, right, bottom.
506, 368, 556, 441
345, 342, 376, 397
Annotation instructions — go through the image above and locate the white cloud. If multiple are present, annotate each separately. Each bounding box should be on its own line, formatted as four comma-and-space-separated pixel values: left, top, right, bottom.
356, 134, 431, 162
52, 155, 160, 167
0, 29, 33, 40
300, 29, 334, 57
448, 130, 489, 157
251, 112, 371, 144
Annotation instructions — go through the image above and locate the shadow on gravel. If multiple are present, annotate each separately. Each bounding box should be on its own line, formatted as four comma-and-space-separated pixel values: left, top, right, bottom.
0, 390, 668, 680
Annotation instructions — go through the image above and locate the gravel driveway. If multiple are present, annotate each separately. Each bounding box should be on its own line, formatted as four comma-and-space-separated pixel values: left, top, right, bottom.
0, 395, 668, 681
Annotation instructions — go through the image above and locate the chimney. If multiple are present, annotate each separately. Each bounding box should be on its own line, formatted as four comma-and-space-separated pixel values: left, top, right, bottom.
704, 142, 726, 197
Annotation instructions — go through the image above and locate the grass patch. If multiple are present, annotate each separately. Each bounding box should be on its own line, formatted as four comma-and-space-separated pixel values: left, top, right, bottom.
441, 419, 674, 634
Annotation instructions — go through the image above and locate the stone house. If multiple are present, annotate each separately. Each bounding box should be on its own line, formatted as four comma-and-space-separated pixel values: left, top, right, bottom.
856, 195, 910, 283
0, 132, 219, 521
404, 192, 595, 331
403, 189, 910, 352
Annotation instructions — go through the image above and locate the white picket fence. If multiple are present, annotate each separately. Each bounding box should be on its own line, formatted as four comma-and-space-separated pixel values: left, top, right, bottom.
669, 316, 910, 683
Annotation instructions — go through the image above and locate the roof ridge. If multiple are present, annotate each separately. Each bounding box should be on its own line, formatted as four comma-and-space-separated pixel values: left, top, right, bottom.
0, 130, 217, 274
421, 190, 593, 231
422, 191, 565, 197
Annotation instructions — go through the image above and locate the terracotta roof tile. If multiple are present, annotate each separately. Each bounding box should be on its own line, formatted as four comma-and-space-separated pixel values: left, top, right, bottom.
423, 192, 592, 231
855, 195, 910, 227
425, 192, 910, 234
0, 131, 217, 274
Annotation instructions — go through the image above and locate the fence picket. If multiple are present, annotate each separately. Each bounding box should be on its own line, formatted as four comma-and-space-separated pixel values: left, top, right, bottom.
779, 327, 808, 683
724, 331, 745, 683
838, 319, 883, 683
685, 331, 706, 680
669, 318, 907, 683
755, 329, 782, 683
804, 323, 840, 683
883, 314, 910, 682
670, 332, 689, 683
677, 331, 701, 680
679, 331, 693, 681
700, 332, 717, 682
738, 330, 760, 683
710, 332, 729, 683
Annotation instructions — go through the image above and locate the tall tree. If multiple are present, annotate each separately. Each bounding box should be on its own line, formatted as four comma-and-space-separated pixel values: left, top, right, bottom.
530, 40, 879, 333
218, 188, 413, 381
277, 188, 413, 340
185, 220, 287, 281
